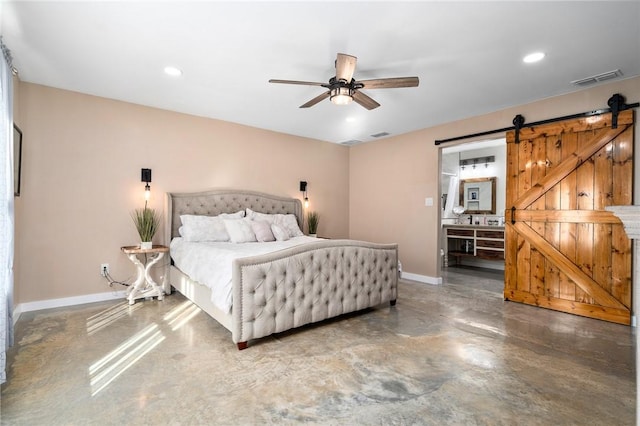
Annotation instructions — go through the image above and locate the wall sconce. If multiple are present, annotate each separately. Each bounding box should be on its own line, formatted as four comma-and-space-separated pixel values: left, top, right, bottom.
459, 156, 495, 170
299, 181, 309, 208
141, 168, 152, 202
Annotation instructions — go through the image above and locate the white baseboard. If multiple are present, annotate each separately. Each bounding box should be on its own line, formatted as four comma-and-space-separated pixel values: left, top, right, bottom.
13, 290, 127, 326
401, 271, 442, 285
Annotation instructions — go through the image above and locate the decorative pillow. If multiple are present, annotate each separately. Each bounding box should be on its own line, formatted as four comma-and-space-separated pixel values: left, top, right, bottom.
245, 208, 276, 224
179, 211, 245, 242
224, 219, 257, 243
271, 224, 290, 241
221, 210, 246, 219
274, 214, 304, 238
245, 209, 302, 238
251, 220, 275, 242
179, 215, 228, 242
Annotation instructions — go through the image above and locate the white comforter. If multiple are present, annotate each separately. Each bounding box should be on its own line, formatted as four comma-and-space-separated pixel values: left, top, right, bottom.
170, 236, 318, 313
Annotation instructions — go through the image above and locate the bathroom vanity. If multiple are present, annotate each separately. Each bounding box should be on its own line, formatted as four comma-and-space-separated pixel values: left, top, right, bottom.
443, 224, 505, 267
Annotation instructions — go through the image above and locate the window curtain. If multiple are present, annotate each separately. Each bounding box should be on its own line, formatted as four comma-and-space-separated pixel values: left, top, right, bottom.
0, 36, 15, 385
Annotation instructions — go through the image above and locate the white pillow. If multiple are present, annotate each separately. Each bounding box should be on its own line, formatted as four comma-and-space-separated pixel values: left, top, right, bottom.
179, 215, 228, 242
221, 210, 246, 219
245, 208, 276, 224
224, 219, 257, 243
179, 211, 245, 242
271, 224, 290, 241
274, 214, 304, 238
251, 220, 275, 242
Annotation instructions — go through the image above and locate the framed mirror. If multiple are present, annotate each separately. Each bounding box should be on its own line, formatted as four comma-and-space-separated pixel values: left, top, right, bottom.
459, 177, 496, 214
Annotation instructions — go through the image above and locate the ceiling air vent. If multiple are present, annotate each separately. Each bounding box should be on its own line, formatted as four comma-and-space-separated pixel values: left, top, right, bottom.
571, 69, 623, 86
371, 132, 390, 138
340, 140, 362, 146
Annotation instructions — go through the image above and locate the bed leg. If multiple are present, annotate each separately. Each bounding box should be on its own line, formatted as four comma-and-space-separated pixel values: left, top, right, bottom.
390, 299, 397, 306
237, 341, 248, 350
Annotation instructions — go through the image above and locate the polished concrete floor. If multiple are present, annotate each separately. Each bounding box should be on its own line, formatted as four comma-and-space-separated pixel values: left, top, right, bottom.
1, 267, 635, 425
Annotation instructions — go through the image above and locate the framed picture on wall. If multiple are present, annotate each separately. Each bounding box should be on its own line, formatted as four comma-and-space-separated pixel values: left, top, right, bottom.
468, 187, 479, 201
14, 124, 22, 196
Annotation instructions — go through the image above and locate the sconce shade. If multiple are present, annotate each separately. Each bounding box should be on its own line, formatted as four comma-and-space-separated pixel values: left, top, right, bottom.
141, 168, 152, 183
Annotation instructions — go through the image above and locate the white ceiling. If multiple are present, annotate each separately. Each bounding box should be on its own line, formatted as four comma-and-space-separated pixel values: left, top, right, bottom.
1, 1, 639, 145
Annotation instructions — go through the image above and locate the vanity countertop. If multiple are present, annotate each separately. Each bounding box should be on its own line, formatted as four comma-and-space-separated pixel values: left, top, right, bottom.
443, 224, 505, 230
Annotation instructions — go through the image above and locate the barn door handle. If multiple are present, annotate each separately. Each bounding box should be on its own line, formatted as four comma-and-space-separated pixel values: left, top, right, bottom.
510, 206, 516, 224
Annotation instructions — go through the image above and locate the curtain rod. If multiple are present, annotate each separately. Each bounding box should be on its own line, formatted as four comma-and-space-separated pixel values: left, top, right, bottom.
434, 93, 639, 146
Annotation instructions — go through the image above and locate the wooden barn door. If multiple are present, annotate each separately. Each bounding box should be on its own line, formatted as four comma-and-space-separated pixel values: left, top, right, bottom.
504, 109, 634, 325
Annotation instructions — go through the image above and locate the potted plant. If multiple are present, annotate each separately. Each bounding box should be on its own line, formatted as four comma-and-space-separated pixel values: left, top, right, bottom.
131, 206, 160, 249
307, 211, 319, 237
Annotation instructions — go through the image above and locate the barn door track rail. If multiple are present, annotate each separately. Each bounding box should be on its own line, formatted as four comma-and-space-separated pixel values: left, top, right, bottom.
434, 93, 638, 146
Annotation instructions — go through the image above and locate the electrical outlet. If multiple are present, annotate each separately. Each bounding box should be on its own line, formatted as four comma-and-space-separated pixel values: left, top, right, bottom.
101, 263, 109, 277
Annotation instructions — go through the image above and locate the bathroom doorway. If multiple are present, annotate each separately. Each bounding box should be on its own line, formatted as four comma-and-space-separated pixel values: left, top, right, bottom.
440, 138, 506, 272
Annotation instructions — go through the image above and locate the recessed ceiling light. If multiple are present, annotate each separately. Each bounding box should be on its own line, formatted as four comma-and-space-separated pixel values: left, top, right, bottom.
164, 66, 183, 76
523, 52, 545, 64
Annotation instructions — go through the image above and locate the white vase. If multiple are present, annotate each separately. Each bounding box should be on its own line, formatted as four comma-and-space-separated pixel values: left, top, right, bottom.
140, 241, 153, 250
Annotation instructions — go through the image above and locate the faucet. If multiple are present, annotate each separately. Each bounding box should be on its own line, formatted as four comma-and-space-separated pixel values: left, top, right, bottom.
469, 215, 473, 225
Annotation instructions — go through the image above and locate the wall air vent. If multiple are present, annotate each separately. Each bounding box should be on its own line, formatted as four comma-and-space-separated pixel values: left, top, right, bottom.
340, 140, 362, 146
571, 69, 623, 86
371, 132, 390, 138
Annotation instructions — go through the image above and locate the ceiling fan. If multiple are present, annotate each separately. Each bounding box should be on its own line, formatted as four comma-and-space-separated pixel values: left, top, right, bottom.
269, 53, 419, 110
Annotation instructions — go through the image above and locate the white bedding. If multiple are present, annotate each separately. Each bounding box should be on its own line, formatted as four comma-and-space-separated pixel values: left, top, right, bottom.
170, 236, 318, 313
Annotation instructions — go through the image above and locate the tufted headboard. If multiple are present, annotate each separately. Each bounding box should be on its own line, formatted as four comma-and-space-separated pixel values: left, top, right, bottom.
164, 189, 303, 243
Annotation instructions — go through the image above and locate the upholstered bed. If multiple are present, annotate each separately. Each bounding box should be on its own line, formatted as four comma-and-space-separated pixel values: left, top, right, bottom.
164, 189, 398, 349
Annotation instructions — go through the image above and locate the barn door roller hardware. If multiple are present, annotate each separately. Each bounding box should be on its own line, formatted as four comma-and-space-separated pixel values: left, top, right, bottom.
434, 93, 638, 146
512, 115, 525, 144
607, 93, 629, 129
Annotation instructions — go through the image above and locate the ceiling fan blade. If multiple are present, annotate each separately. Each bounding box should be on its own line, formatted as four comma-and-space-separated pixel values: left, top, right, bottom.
300, 91, 331, 108
358, 77, 419, 89
352, 91, 380, 110
269, 79, 326, 87
335, 53, 357, 82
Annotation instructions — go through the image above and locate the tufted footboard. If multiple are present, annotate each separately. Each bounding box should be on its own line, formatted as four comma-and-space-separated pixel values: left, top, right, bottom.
231, 239, 398, 349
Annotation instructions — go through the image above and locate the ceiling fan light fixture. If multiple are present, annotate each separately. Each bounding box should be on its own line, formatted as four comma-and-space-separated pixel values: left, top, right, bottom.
330, 87, 353, 105
270, 53, 418, 109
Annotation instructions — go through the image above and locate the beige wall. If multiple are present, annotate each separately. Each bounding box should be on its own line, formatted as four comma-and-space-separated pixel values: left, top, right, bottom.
349, 76, 640, 280
14, 83, 350, 304
13, 76, 640, 304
